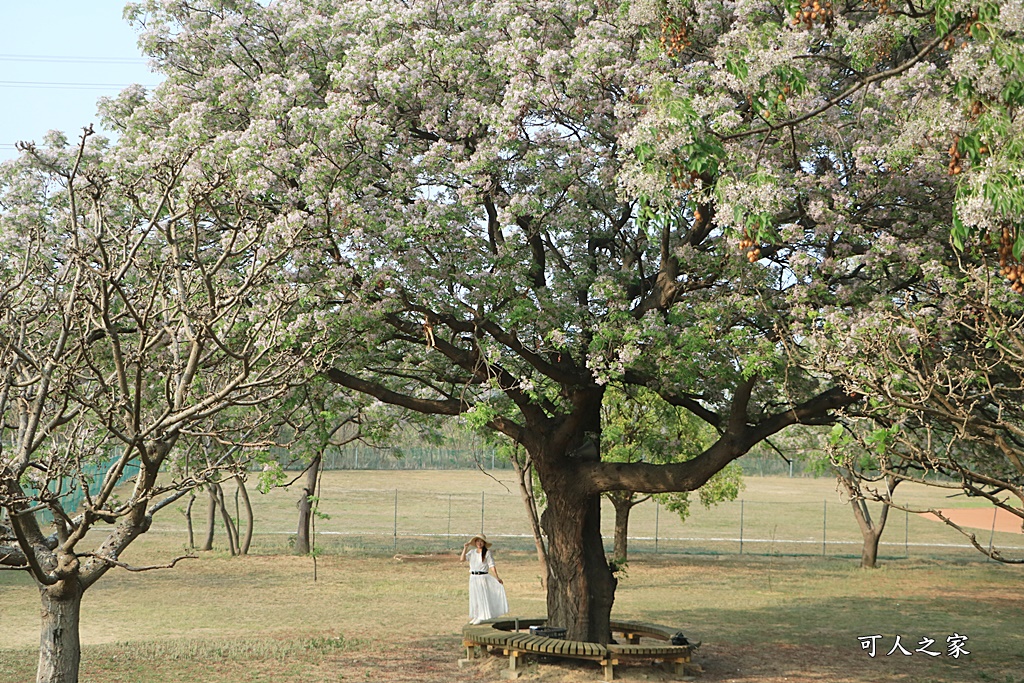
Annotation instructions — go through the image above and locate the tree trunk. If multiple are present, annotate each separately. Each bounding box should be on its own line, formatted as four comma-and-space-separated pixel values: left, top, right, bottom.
541, 480, 616, 643
608, 492, 634, 564
212, 482, 239, 556
184, 491, 196, 550
850, 495, 881, 568
837, 471, 892, 569
235, 475, 253, 555
36, 579, 83, 683
861, 525, 882, 569
526, 389, 615, 644
858, 494, 893, 569
201, 483, 217, 551
295, 453, 322, 555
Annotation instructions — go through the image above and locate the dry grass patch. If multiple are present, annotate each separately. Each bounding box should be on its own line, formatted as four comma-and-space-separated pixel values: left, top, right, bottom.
3, 547, 1023, 682
2, 470, 1023, 682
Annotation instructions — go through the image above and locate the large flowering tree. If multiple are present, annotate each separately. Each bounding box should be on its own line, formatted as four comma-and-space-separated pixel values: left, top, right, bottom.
114, 0, 1016, 640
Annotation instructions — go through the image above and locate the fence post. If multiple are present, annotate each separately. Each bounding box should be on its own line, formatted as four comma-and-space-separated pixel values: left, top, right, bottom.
739, 499, 744, 555
654, 500, 660, 554
480, 492, 485, 534
447, 493, 452, 550
905, 508, 909, 558
393, 489, 398, 553
822, 500, 827, 556
987, 507, 998, 561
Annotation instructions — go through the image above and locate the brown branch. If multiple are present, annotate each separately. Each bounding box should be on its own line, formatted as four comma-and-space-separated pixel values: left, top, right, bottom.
0, 546, 29, 568
383, 312, 551, 425
476, 319, 583, 385
719, 25, 960, 142
78, 552, 198, 572
583, 385, 860, 494
324, 367, 469, 415
729, 375, 757, 434
891, 505, 1024, 564
746, 386, 862, 443
623, 370, 722, 427
7, 508, 57, 585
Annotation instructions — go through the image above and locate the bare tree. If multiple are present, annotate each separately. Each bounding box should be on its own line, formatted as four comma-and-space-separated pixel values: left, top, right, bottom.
506, 441, 548, 585
0, 131, 317, 682
190, 431, 259, 555
272, 381, 388, 556
814, 260, 1024, 563
829, 445, 904, 569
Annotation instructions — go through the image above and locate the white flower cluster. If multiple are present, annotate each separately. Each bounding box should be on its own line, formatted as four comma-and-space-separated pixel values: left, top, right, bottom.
1002, 0, 1024, 31
716, 173, 793, 227
955, 185, 998, 233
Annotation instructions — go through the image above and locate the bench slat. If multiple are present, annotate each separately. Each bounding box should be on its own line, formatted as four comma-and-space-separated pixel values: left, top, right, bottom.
607, 643, 691, 657
465, 617, 687, 666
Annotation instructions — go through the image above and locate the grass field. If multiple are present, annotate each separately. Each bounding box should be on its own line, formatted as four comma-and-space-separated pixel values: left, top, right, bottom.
1, 471, 1022, 683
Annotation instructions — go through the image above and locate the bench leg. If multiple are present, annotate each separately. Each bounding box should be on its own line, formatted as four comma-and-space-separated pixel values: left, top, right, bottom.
601, 658, 617, 681
499, 649, 522, 680
672, 658, 685, 677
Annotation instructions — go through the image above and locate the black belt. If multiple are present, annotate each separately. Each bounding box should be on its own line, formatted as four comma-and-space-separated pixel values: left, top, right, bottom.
471, 571, 489, 575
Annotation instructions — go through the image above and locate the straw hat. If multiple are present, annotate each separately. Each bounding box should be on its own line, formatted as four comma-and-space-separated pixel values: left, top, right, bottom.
467, 533, 492, 548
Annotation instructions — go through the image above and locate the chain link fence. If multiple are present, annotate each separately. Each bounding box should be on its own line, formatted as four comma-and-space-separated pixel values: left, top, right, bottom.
238, 488, 1024, 562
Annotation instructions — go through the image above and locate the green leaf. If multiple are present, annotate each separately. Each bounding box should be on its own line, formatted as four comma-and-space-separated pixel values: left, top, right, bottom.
828, 423, 846, 446
1013, 232, 1024, 262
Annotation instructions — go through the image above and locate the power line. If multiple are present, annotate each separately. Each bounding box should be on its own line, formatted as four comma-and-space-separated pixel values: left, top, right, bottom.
0, 53, 148, 65
0, 80, 156, 90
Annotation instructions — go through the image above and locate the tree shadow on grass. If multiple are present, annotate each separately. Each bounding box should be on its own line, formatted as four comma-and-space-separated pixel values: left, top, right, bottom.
641, 592, 1024, 683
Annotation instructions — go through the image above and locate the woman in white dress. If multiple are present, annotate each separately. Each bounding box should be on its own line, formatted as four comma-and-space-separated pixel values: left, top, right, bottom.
460, 534, 509, 624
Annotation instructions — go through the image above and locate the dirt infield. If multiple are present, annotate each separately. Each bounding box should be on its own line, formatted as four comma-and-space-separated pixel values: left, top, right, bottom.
923, 508, 1023, 534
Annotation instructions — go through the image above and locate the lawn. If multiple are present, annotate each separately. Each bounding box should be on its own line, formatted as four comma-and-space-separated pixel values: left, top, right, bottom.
1, 471, 1022, 682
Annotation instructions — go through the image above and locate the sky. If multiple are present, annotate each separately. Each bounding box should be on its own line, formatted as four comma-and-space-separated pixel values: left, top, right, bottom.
0, 1, 160, 161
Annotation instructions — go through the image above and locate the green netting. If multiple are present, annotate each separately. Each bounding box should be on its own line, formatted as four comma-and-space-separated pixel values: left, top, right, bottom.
23, 458, 140, 524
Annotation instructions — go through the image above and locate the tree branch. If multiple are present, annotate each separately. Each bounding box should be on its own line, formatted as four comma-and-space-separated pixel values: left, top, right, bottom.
720, 25, 960, 142
324, 367, 469, 415
77, 552, 198, 572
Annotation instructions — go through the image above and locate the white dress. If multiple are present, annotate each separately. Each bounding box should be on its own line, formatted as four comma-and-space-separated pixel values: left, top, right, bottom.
467, 549, 509, 624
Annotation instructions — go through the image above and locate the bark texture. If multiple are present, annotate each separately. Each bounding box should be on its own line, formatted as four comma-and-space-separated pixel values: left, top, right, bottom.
213, 483, 239, 556
541, 483, 616, 643
36, 579, 83, 683
201, 484, 217, 551
184, 492, 196, 550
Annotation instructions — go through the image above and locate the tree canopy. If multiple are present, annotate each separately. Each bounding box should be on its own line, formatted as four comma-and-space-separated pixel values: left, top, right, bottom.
15, 0, 1014, 642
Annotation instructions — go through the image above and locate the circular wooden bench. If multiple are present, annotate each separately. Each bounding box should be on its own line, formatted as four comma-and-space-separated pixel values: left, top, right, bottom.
461, 617, 696, 680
